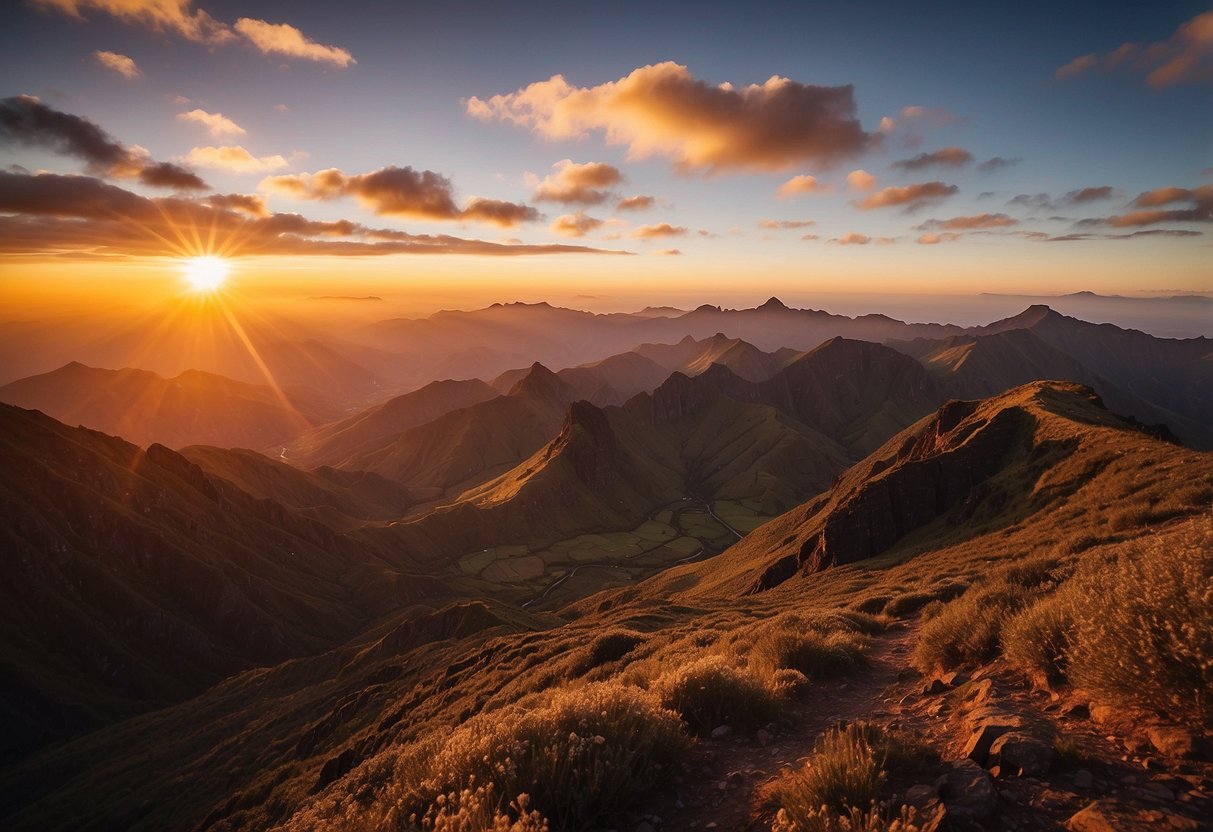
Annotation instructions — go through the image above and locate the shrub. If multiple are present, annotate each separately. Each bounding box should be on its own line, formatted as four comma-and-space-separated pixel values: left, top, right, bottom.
853, 596, 889, 615
418, 786, 549, 831
655, 655, 779, 733
772, 803, 921, 832
1002, 590, 1076, 687
770, 668, 812, 699
912, 583, 1031, 672
573, 629, 645, 675
415, 682, 689, 828
1065, 524, 1213, 729
752, 629, 869, 680
769, 725, 929, 832
883, 592, 935, 618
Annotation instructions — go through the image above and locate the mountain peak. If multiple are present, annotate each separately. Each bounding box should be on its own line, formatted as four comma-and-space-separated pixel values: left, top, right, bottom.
508, 362, 571, 402
758, 296, 788, 311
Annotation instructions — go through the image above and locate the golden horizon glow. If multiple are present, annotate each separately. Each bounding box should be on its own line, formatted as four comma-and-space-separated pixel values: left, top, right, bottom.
181, 256, 231, 293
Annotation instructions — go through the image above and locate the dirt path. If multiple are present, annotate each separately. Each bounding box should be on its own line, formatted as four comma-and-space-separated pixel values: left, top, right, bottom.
629, 621, 923, 831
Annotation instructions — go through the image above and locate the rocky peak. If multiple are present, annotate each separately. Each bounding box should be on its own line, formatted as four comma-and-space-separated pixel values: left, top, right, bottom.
757, 296, 789, 311
508, 362, 571, 403
554, 401, 622, 488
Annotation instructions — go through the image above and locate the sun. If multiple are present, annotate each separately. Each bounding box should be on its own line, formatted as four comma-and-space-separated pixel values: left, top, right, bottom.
181, 256, 230, 293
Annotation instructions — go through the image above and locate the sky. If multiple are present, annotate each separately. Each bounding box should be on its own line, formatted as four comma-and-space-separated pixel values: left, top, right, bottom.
0, 0, 1210, 314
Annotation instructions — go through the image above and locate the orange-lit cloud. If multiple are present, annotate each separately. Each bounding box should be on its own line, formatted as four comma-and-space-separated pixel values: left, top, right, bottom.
655, 248, 682, 256
846, 169, 875, 191
204, 192, 268, 216
857, 181, 957, 211
533, 159, 623, 205
185, 145, 288, 173
468, 61, 872, 173
891, 146, 972, 171
32, 1, 355, 67
92, 50, 140, 78
616, 194, 655, 211
1056, 11, 1213, 87
758, 219, 815, 230
32, 0, 231, 44
550, 212, 605, 237
0, 95, 207, 189
922, 212, 1018, 230
0, 170, 618, 259
631, 222, 687, 239
836, 232, 870, 245
261, 166, 539, 226
233, 18, 355, 67
177, 108, 245, 137
776, 174, 826, 197
917, 232, 962, 244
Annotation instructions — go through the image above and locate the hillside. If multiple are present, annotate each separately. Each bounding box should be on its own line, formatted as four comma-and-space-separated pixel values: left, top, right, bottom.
0, 405, 442, 758
0, 362, 339, 450
3, 383, 1208, 831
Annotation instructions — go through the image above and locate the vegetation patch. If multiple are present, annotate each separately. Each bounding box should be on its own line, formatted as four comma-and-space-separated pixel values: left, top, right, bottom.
654, 655, 779, 733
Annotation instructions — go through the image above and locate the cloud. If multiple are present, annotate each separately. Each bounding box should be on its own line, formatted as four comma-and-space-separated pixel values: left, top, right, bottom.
204, 192, 268, 216
1066, 185, 1115, 204
856, 181, 957, 211
533, 159, 623, 204
1087, 185, 1213, 228
185, 145, 288, 173
801, 233, 819, 241
1043, 229, 1203, 242
616, 194, 655, 211
976, 156, 1021, 173
261, 165, 539, 226
137, 161, 208, 190
655, 248, 682, 256
93, 50, 140, 79
468, 61, 872, 173
846, 169, 875, 191
1007, 192, 1053, 210
631, 222, 687, 239
891, 146, 973, 171
776, 174, 826, 197
233, 18, 355, 67
758, 219, 815, 229
1055, 11, 1213, 87
921, 212, 1018, 230
0, 95, 208, 189
836, 232, 870, 245
32, 1, 355, 67
0, 170, 620, 259
32, 0, 231, 44
177, 108, 245, 137
550, 211, 605, 237
917, 232, 962, 244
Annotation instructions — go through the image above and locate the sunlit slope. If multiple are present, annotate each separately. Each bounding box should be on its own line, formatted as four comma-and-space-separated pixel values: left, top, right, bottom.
646, 381, 1213, 600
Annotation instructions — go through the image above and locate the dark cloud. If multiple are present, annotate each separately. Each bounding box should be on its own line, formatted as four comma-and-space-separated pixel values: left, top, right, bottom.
891, 146, 972, 171
856, 181, 957, 211
1008, 192, 1053, 209
0, 95, 209, 190
1065, 186, 1115, 204
976, 156, 1021, 173
205, 192, 269, 216
0, 171, 620, 258
468, 61, 873, 173
1074, 185, 1213, 228
261, 165, 539, 227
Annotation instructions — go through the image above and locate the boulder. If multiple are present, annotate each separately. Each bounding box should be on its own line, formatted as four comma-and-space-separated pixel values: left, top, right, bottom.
989, 731, 1054, 778
940, 758, 997, 821
1147, 726, 1196, 759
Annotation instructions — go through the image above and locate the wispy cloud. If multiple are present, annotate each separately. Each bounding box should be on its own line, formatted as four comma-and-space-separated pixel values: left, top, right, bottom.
469, 61, 872, 173
856, 181, 957, 211
1056, 10, 1213, 87
891, 146, 972, 171
177, 108, 246, 137
92, 50, 140, 78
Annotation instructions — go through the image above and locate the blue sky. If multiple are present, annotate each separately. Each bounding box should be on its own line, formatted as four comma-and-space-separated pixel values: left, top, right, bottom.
0, 0, 1209, 308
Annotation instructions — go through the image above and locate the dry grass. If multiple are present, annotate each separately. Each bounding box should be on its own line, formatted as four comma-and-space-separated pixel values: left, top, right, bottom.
768, 724, 928, 832
654, 655, 779, 733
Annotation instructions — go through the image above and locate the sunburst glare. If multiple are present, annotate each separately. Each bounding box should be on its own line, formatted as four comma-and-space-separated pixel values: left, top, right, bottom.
181, 256, 230, 293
